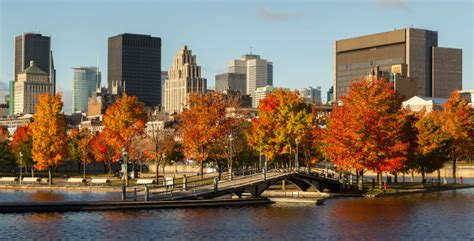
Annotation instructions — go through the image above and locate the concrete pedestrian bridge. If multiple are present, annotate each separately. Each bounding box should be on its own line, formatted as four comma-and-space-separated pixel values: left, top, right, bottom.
140, 170, 349, 201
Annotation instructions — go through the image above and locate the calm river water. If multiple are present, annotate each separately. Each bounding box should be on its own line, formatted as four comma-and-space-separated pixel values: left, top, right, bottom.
0, 188, 473, 240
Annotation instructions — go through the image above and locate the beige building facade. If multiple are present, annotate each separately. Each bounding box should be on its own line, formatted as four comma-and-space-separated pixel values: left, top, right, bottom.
164, 46, 206, 113
228, 54, 273, 96
14, 61, 52, 115
334, 28, 462, 101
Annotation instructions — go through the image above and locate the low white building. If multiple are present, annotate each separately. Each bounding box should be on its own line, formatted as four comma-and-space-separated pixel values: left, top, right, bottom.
402, 96, 447, 112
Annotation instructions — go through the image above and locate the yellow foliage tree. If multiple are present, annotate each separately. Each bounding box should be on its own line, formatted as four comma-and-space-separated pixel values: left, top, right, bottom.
30, 93, 68, 185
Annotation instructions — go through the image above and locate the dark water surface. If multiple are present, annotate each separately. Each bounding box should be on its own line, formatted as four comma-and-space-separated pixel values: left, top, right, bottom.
0, 188, 473, 240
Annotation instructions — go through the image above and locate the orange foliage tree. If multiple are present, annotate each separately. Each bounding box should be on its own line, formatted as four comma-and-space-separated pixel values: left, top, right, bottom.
178, 92, 238, 176
441, 91, 474, 183
11, 126, 35, 175
324, 78, 408, 189
103, 94, 147, 154
102, 94, 146, 185
247, 90, 316, 170
78, 132, 94, 178
30, 93, 68, 185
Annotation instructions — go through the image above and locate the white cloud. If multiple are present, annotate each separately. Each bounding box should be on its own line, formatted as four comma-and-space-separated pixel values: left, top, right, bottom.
256, 5, 301, 22
374, 0, 408, 9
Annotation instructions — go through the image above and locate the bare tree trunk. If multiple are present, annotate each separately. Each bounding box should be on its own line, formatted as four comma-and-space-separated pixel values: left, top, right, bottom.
421, 170, 425, 184
377, 172, 382, 189
31, 167, 34, 177
48, 167, 52, 186
108, 161, 112, 175
437, 169, 441, 185
200, 161, 204, 182
452, 158, 457, 184
358, 169, 364, 191
155, 159, 159, 184
83, 162, 86, 179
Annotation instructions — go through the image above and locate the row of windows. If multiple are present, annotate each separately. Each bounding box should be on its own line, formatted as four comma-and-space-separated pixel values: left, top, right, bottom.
337, 57, 404, 71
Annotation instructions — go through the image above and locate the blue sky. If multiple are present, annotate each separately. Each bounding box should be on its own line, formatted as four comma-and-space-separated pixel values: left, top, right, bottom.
0, 0, 472, 112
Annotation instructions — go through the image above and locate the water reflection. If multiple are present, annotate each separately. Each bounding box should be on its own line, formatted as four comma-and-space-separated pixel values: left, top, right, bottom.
0, 189, 473, 240
30, 191, 66, 202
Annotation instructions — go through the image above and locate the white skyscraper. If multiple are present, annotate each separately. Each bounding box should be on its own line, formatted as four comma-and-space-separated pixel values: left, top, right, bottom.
228, 54, 273, 98
164, 46, 206, 113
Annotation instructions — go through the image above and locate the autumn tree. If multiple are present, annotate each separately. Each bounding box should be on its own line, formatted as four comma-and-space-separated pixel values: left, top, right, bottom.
11, 126, 34, 176
247, 90, 316, 171
179, 92, 239, 177
89, 132, 115, 174
441, 91, 474, 183
412, 110, 451, 182
324, 77, 408, 189
0, 141, 14, 167
129, 134, 153, 175
78, 132, 93, 178
0, 126, 14, 167
68, 128, 86, 173
30, 93, 68, 185
103, 94, 146, 185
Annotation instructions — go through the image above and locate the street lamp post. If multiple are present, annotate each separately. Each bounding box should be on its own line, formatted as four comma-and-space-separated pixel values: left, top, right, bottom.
122, 147, 129, 187
19, 152, 23, 185
295, 138, 299, 173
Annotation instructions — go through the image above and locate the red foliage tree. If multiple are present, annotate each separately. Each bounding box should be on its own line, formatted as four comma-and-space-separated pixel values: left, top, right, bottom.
324, 77, 408, 189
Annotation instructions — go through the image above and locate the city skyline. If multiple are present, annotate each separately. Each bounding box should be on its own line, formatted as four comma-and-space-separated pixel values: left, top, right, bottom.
0, 0, 472, 113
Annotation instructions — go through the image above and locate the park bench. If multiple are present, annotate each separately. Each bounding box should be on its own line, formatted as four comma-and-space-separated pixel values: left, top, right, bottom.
91, 178, 110, 185
67, 178, 87, 185
136, 179, 156, 185
0, 177, 18, 183
22, 177, 42, 184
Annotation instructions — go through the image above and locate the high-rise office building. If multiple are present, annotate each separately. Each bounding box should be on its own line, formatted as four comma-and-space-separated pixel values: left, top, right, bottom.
215, 73, 246, 94
327, 86, 334, 104
14, 33, 56, 94
73, 67, 101, 113
228, 54, 273, 96
252, 85, 290, 108
164, 46, 207, 113
300, 86, 322, 104
14, 61, 52, 115
8, 80, 14, 116
334, 28, 462, 101
161, 71, 168, 108
108, 33, 161, 107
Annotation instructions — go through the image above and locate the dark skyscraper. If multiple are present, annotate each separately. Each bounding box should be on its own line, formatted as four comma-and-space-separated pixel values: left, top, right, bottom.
108, 33, 162, 107
14, 33, 56, 94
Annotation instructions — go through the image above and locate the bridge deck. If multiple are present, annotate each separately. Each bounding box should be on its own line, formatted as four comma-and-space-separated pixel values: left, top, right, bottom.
149, 172, 291, 201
